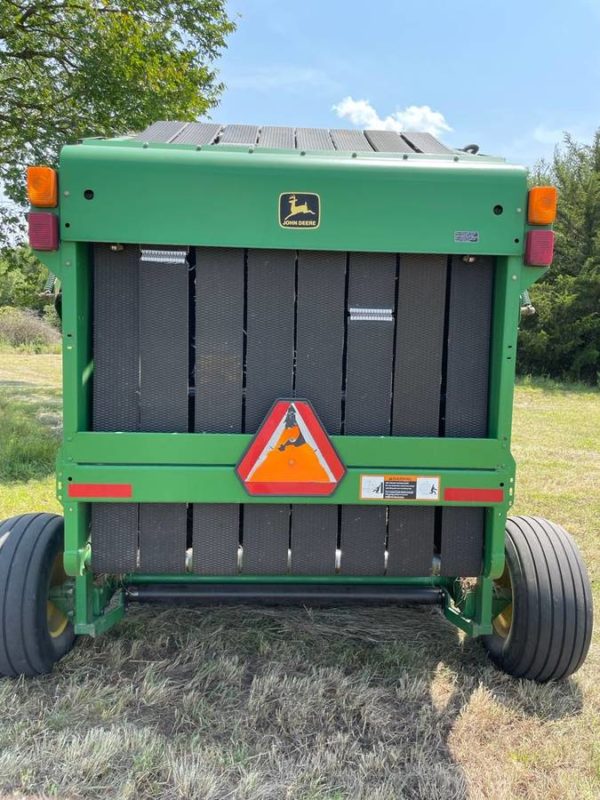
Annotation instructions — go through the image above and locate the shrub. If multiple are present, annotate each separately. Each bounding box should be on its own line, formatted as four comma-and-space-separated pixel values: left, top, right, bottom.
0, 246, 50, 311
42, 302, 61, 330
518, 133, 600, 386
0, 306, 61, 352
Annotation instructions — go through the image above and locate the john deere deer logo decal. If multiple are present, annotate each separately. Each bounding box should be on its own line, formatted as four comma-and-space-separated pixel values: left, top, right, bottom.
285, 195, 315, 221
279, 192, 320, 229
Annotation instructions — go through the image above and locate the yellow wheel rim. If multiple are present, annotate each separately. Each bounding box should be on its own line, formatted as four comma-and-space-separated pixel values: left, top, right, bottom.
492, 562, 513, 639
47, 601, 69, 638
47, 553, 69, 639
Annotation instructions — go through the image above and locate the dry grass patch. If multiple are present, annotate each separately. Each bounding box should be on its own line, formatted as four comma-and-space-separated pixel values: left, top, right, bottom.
0, 606, 594, 800
0, 352, 62, 388
0, 308, 61, 353
0, 356, 598, 799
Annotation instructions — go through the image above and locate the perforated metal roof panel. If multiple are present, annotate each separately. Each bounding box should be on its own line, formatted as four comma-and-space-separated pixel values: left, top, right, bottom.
132, 121, 455, 154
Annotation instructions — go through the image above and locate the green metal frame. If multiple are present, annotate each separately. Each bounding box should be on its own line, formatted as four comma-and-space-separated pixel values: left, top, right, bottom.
33, 138, 551, 639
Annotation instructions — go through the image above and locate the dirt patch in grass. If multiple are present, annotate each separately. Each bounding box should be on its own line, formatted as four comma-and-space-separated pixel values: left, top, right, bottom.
0, 357, 599, 799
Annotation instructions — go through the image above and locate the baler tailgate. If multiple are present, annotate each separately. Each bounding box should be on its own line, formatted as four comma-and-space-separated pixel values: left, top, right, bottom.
90, 244, 494, 577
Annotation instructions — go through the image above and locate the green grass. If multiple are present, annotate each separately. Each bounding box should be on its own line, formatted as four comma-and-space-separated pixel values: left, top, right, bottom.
0, 339, 62, 354
0, 355, 599, 800
0, 353, 62, 518
0, 388, 61, 482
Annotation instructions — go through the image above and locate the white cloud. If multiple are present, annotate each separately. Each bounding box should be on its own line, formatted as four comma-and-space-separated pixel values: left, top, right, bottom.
332, 96, 452, 137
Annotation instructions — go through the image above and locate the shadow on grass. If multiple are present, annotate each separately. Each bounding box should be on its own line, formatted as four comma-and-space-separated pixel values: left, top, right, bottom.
0, 384, 61, 483
0, 603, 583, 799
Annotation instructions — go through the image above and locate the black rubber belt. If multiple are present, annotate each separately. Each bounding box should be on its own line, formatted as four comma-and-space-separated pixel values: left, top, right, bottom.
92, 244, 140, 432
133, 120, 188, 142
194, 248, 244, 433
92, 503, 138, 574
243, 250, 295, 574
330, 129, 373, 151
344, 252, 396, 435
445, 255, 494, 437
440, 507, 485, 577
258, 126, 295, 149
387, 253, 447, 576
402, 131, 452, 154
365, 130, 414, 153
295, 251, 346, 434
133, 121, 453, 155
243, 505, 290, 575
91, 244, 140, 573
341, 252, 396, 576
170, 123, 222, 145
296, 127, 335, 150
193, 504, 240, 575
217, 124, 259, 145
290, 505, 338, 576
193, 248, 245, 575
440, 255, 494, 576
291, 251, 347, 576
138, 504, 187, 574
392, 254, 447, 436
387, 507, 436, 576
137, 249, 189, 573
340, 506, 386, 576
244, 249, 295, 432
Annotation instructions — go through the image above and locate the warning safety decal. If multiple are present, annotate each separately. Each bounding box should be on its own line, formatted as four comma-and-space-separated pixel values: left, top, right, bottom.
360, 474, 440, 501
237, 399, 345, 496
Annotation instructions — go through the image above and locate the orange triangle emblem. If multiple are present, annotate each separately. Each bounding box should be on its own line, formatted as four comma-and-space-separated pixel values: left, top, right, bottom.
237, 399, 345, 496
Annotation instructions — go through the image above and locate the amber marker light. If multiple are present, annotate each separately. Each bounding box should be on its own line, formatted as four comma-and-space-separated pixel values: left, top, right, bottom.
528, 186, 558, 225
27, 165, 58, 208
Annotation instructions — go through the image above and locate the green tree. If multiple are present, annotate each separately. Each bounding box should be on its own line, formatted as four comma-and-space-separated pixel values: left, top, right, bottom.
0, 245, 50, 310
519, 133, 600, 385
0, 0, 235, 240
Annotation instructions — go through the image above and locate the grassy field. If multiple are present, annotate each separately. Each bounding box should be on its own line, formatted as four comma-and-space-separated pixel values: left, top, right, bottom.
0, 352, 598, 800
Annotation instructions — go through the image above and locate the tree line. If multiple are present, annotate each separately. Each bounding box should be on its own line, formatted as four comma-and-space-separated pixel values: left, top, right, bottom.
518, 134, 600, 385
0, 3, 597, 383
2, 131, 599, 383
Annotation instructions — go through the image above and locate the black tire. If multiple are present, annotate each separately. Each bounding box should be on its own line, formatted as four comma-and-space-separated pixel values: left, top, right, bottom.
483, 516, 593, 682
0, 513, 75, 677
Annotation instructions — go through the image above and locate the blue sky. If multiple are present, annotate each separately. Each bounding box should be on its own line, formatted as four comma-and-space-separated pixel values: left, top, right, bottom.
214, 0, 600, 165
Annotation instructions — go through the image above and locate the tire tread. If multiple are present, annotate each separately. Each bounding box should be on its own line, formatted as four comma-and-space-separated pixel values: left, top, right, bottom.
0, 513, 74, 678
483, 515, 592, 682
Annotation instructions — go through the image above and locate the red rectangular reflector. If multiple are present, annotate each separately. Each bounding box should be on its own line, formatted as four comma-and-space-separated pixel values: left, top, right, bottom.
525, 229, 554, 266
444, 487, 504, 503
67, 483, 132, 499
28, 212, 59, 251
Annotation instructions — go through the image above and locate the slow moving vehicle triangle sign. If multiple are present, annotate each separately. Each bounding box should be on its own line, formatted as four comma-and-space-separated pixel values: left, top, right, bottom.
236, 399, 345, 496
